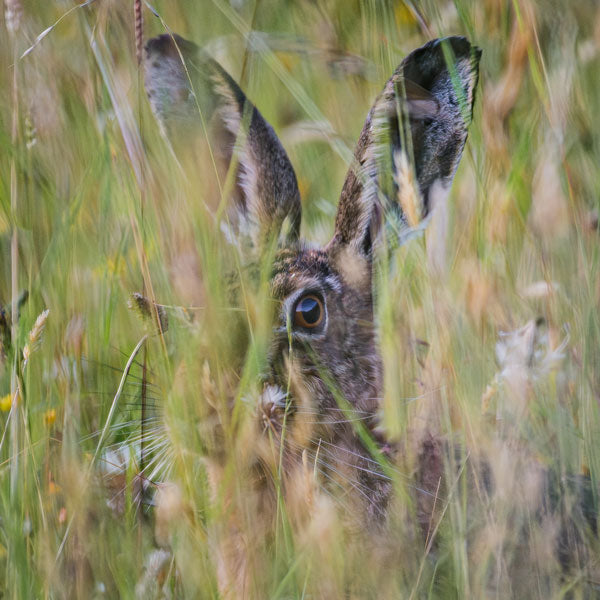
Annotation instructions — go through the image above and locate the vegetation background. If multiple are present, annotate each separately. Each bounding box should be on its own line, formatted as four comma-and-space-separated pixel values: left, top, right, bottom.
1, 0, 599, 597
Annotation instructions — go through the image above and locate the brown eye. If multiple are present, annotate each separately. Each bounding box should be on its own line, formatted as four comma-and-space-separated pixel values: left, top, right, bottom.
293, 294, 324, 329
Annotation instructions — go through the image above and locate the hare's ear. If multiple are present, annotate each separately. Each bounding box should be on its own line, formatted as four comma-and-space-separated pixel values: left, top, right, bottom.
144, 34, 301, 247
330, 36, 480, 258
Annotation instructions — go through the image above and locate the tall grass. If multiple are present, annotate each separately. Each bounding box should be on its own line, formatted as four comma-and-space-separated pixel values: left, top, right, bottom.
1, 0, 599, 597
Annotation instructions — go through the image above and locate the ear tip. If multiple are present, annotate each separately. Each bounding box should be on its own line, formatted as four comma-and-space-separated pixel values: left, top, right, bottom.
144, 33, 198, 60
431, 35, 481, 56
144, 33, 175, 55
408, 35, 482, 62
440, 36, 482, 74
400, 35, 481, 96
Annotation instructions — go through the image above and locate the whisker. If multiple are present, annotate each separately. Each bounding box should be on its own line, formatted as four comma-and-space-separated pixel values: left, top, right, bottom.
292, 407, 374, 415
84, 389, 158, 398
110, 345, 158, 376
281, 439, 384, 510
119, 402, 163, 410
81, 357, 159, 385
297, 415, 374, 426
313, 444, 391, 481
82, 418, 165, 443
311, 438, 385, 467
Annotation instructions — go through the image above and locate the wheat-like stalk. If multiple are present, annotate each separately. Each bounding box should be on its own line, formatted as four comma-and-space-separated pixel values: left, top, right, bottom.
394, 150, 423, 228
134, 0, 143, 65
22, 309, 49, 368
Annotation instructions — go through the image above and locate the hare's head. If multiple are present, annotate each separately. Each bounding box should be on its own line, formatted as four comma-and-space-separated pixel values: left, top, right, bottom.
145, 34, 480, 516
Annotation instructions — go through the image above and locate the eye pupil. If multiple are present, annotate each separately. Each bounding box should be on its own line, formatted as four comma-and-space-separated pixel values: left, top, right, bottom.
293, 294, 324, 329
299, 298, 319, 324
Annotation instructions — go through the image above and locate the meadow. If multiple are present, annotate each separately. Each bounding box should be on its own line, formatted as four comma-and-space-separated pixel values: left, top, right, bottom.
1, 0, 599, 597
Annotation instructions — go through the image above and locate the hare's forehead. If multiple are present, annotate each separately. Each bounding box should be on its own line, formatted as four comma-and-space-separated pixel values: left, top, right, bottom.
271, 248, 342, 299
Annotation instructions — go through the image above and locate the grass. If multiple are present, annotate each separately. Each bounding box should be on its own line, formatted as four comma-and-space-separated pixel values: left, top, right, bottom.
1, 0, 600, 597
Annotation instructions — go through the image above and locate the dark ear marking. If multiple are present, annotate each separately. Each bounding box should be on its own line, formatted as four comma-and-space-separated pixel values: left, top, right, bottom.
330, 36, 481, 258
144, 34, 301, 249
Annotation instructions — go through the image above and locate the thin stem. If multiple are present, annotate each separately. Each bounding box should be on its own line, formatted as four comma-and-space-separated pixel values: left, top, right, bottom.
9, 3, 20, 503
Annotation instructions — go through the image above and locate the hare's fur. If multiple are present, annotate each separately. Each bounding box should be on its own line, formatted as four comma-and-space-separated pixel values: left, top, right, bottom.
145, 32, 481, 596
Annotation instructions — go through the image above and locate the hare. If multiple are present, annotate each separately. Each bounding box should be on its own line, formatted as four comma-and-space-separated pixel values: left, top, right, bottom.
144, 33, 481, 596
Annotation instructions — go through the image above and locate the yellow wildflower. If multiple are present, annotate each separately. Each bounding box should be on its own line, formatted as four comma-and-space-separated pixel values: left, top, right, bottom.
44, 408, 56, 426
0, 394, 11, 412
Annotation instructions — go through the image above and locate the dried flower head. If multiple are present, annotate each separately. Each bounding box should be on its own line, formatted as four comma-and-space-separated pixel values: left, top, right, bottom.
128, 293, 168, 333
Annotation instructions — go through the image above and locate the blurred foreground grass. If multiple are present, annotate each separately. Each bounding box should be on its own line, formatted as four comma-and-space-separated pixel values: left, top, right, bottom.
1, 0, 600, 597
